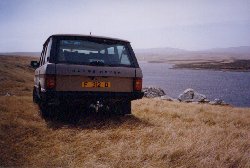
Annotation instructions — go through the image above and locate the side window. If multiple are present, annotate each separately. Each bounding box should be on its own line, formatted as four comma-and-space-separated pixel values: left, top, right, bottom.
39, 48, 44, 66
45, 39, 52, 63
40, 45, 47, 66
117, 45, 131, 65
39, 54, 43, 66
42, 46, 47, 65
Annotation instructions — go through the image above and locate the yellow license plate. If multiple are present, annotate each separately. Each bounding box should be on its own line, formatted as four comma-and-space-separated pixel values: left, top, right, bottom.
82, 81, 111, 88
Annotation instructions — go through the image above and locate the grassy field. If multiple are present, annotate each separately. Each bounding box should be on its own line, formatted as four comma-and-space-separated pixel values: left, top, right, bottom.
0, 56, 249, 167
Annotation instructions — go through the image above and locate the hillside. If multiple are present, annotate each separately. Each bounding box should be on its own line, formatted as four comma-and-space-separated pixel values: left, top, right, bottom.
0, 52, 40, 57
134, 46, 250, 62
205, 46, 250, 54
0, 56, 250, 167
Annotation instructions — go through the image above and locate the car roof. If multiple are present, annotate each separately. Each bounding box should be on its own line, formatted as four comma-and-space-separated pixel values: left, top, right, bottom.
47, 34, 130, 43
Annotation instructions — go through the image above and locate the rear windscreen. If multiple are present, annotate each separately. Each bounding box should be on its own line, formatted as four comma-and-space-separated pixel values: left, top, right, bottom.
57, 39, 133, 67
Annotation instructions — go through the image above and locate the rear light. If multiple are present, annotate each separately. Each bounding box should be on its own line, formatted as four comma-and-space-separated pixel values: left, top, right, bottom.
134, 78, 142, 91
45, 75, 56, 89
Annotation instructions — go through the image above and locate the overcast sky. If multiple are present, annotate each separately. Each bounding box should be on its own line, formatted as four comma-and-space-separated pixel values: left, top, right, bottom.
0, 0, 250, 52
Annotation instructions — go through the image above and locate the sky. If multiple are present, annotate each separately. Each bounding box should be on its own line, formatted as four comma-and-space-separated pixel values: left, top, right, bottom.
0, 0, 250, 52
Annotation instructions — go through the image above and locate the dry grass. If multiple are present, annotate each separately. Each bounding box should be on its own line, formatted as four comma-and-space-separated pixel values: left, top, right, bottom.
0, 56, 35, 96
0, 56, 250, 167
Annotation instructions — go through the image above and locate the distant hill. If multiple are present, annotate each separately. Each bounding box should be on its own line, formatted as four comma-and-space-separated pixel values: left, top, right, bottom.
1, 46, 250, 60
134, 47, 190, 61
0, 52, 40, 57
135, 46, 250, 61
204, 46, 250, 54
135, 47, 189, 55
135, 46, 250, 55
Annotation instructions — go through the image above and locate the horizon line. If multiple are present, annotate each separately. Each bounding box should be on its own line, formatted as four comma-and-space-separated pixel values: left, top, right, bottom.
1, 45, 250, 54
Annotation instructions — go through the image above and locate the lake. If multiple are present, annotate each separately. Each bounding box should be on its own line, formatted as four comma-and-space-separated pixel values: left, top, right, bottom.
139, 61, 250, 107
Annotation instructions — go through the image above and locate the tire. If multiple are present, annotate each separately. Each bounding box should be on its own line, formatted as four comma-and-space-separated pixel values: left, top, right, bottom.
53, 104, 82, 123
121, 101, 131, 115
110, 101, 131, 116
33, 87, 40, 104
39, 101, 50, 119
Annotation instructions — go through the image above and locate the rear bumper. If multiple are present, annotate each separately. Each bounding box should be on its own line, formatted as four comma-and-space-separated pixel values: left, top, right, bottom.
41, 91, 144, 104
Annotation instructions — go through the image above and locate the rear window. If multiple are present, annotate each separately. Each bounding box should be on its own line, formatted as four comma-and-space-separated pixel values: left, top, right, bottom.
57, 39, 133, 67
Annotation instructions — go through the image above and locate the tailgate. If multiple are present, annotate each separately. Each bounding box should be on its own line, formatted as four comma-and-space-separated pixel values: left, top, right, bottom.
55, 64, 136, 92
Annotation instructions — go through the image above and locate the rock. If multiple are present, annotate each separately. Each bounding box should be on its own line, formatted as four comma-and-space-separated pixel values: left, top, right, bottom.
173, 99, 181, 102
178, 88, 207, 103
160, 95, 174, 101
5, 92, 11, 96
143, 87, 229, 106
209, 99, 227, 105
143, 87, 166, 98
191, 102, 199, 104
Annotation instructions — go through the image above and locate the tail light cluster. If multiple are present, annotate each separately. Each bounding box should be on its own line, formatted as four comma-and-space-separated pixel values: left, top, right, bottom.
45, 75, 56, 89
133, 78, 142, 91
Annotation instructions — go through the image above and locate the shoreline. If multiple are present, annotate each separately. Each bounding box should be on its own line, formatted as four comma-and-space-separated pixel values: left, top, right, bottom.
147, 59, 250, 72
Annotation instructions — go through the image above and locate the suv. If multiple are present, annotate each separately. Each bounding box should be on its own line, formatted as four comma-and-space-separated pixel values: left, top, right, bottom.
31, 34, 143, 116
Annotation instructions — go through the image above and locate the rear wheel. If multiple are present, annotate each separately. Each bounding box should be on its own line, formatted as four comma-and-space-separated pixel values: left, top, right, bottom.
40, 102, 82, 122
39, 102, 48, 118
39, 102, 55, 119
32, 87, 40, 104
110, 101, 131, 116
58, 105, 81, 122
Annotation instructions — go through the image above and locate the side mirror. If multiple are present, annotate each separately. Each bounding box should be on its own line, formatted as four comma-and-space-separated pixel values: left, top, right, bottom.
30, 61, 39, 69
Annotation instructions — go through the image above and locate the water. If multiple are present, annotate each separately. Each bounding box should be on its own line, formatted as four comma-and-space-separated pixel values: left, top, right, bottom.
139, 61, 250, 107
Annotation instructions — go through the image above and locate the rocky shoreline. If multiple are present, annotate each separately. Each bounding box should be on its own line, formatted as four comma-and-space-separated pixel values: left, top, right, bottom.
143, 87, 229, 106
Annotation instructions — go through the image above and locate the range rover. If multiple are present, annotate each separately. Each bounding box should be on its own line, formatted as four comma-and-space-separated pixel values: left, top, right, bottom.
31, 34, 143, 117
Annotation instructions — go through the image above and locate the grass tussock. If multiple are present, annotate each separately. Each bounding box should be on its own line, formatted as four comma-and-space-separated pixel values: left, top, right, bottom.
0, 56, 250, 167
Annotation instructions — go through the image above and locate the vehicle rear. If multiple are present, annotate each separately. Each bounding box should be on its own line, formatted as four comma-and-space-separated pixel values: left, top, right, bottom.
33, 35, 143, 116
54, 35, 143, 98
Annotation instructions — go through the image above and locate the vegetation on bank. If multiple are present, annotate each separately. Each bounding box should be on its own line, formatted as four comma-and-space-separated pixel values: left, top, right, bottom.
172, 59, 250, 72
0, 56, 249, 167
